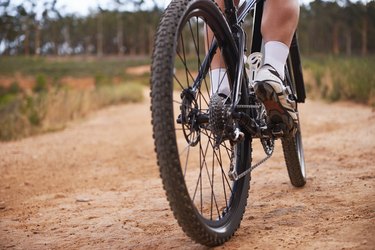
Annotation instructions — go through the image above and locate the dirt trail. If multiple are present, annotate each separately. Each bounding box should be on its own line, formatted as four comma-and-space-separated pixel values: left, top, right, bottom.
1, 91, 374, 249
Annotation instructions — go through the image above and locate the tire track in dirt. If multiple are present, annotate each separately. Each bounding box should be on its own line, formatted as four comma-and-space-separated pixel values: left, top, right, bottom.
0, 92, 374, 249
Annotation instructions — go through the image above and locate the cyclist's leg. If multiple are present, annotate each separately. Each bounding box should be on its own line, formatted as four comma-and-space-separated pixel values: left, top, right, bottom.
261, 0, 299, 79
211, 0, 239, 70
209, 0, 239, 97
254, 0, 300, 131
210, 0, 299, 94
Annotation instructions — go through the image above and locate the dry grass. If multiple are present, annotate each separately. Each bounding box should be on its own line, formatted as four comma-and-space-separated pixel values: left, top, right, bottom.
0, 83, 143, 141
0, 56, 149, 141
303, 56, 375, 106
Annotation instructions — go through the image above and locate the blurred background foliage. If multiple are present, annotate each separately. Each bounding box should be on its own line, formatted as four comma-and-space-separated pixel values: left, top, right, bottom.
0, 0, 374, 56
0, 0, 374, 140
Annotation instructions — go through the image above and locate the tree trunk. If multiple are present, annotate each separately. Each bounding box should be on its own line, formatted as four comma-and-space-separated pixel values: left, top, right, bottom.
97, 12, 103, 57
53, 24, 58, 55
35, 22, 41, 56
130, 33, 136, 55
149, 25, 154, 56
24, 19, 30, 56
24, 29, 30, 55
142, 26, 147, 55
361, 16, 368, 56
62, 26, 71, 55
117, 12, 124, 56
345, 29, 351, 56
332, 22, 340, 55
84, 37, 91, 56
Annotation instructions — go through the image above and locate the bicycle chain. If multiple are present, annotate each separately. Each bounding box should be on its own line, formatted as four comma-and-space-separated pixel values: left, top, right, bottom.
236, 104, 261, 109
228, 144, 273, 181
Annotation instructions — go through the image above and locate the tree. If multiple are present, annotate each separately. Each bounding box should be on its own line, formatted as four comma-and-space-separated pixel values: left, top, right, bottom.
97, 7, 104, 57
361, 2, 368, 56
298, 0, 375, 56
1, 0, 373, 57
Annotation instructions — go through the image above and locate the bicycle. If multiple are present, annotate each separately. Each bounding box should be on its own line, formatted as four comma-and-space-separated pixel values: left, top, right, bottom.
150, 0, 307, 246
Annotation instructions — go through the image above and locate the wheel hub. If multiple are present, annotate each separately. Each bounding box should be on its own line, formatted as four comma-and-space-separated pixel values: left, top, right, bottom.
178, 88, 201, 146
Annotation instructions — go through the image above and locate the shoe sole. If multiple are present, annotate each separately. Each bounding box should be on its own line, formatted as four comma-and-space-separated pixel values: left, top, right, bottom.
255, 81, 296, 133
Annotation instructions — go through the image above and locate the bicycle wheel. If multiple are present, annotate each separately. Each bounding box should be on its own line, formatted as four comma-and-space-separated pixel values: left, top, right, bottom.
151, 0, 251, 246
281, 61, 307, 187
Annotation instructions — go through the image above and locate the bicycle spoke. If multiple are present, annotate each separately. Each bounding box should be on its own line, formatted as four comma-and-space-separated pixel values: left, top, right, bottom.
217, 146, 230, 209
188, 19, 201, 68
191, 134, 205, 203
174, 74, 186, 90
200, 138, 221, 219
198, 88, 210, 108
195, 17, 202, 71
176, 52, 196, 84
204, 23, 213, 97
179, 33, 190, 88
222, 141, 233, 159
183, 143, 191, 177
208, 138, 233, 194
211, 146, 215, 220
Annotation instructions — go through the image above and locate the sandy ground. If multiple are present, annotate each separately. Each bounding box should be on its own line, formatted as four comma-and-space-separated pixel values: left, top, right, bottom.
0, 91, 374, 249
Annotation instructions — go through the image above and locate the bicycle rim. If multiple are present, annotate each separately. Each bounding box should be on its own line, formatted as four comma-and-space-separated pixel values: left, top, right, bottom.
282, 63, 307, 187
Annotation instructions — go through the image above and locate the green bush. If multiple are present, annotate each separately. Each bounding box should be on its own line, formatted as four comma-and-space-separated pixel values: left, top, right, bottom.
0, 82, 22, 109
33, 74, 48, 93
0, 94, 17, 109
0, 85, 8, 97
94, 73, 111, 87
8, 81, 22, 94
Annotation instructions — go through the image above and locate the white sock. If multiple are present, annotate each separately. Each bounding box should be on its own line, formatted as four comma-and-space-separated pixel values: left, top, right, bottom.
210, 68, 230, 97
264, 41, 289, 80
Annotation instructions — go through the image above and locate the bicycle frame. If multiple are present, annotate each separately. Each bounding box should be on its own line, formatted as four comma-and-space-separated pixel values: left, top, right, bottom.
191, 0, 262, 108
192, 0, 305, 106
222, 0, 259, 107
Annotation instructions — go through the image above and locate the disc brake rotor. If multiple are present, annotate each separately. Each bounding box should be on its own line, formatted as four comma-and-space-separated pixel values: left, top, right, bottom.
180, 89, 200, 146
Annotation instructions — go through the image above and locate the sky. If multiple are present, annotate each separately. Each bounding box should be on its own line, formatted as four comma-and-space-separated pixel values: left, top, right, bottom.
6, 0, 370, 17
8, 0, 171, 17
